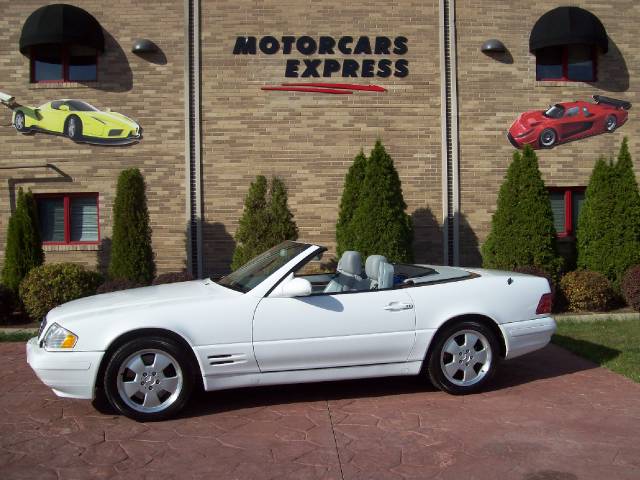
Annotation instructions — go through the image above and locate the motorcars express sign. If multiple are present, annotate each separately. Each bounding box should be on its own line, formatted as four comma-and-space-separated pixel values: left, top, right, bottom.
233, 36, 409, 78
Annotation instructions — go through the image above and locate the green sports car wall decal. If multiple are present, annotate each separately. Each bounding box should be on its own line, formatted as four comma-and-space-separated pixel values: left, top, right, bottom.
1, 93, 141, 146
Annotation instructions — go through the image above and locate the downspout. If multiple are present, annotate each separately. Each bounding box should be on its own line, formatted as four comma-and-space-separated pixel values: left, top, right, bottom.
439, 0, 460, 266
184, 0, 203, 276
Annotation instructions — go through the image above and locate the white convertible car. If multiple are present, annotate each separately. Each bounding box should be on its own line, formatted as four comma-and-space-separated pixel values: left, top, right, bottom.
27, 241, 556, 421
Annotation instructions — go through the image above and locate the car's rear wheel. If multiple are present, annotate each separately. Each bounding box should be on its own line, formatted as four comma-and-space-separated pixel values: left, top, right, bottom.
14, 111, 28, 133
65, 116, 83, 141
103, 337, 195, 421
605, 114, 617, 132
427, 320, 499, 395
539, 128, 557, 148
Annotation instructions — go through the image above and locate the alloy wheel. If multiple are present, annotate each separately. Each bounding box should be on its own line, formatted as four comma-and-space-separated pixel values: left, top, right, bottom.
440, 329, 492, 387
116, 349, 184, 414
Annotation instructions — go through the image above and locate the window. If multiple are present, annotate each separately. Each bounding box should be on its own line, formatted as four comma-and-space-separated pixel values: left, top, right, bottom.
536, 44, 596, 82
36, 194, 99, 244
566, 107, 580, 117
549, 188, 586, 237
31, 45, 97, 83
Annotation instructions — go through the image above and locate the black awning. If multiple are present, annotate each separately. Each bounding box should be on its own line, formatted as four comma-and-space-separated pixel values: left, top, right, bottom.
529, 7, 608, 53
19, 3, 105, 54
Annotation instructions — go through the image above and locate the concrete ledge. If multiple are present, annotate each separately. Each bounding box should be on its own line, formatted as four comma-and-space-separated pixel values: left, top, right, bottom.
0, 327, 38, 334
555, 312, 640, 322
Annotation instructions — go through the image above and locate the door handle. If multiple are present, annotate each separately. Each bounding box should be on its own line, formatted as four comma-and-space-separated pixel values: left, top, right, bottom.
383, 302, 414, 311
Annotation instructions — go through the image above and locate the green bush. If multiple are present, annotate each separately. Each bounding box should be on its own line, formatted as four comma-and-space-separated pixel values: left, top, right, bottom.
96, 278, 144, 294
350, 140, 413, 262
231, 176, 298, 270
152, 271, 195, 285
267, 177, 298, 246
336, 150, 367, 257
19, 263, 103, 320
1, 188, 44, 292
577, 138, 640, 288
482, 146, 562, 277
560, 270, 615, 312
109, 168, 155, 284
622, 265, 640, 312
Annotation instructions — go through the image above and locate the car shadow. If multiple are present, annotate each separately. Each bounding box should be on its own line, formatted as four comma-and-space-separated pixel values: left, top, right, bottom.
91, 344, 610, 420
175, 344, 605, 419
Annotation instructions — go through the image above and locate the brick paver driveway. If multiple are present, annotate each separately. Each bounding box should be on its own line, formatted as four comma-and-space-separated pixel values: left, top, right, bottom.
1, 342, 639, 480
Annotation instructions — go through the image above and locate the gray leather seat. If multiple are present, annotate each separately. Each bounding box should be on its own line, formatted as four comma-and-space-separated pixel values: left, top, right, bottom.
365, 255, 387, 289
324, 251, 364, 293
378, 261, 395, 290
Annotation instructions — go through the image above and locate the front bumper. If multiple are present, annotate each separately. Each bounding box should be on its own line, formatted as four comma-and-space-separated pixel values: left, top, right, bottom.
500, 316, 556, 359
26, 337, 104, 400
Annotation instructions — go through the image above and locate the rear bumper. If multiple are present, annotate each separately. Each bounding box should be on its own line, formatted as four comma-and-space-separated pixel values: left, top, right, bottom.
501, 316, 556, 359
26, 337, 104, 400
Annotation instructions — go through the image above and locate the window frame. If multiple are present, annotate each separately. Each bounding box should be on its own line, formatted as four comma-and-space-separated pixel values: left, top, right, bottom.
548, 187, 586, 238
30, 45, 98, 84
535, 45, 598, 82
35, 193, 100, 245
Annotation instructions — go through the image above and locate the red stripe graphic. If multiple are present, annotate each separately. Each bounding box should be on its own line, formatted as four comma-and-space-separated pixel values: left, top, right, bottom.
261, 82, 387, 94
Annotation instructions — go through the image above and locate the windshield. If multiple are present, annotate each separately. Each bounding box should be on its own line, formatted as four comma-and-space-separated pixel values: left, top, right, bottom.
66, 100, 99, 112
217, 241, 312, 293
543, 104, 565, 119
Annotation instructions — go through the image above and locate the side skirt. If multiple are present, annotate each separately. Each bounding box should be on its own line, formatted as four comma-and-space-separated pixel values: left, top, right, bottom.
202, 361, 423, 392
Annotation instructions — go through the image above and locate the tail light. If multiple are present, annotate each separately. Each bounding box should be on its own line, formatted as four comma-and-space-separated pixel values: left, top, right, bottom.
536, 293, 553, 314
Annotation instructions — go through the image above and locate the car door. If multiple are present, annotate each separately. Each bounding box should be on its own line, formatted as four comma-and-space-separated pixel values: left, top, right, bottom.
558, 106, 590, 140
40, 101, 68, 133
252, 289, 416, 372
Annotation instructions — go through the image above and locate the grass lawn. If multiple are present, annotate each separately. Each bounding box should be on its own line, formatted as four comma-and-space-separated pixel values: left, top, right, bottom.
553, 319, 640, 383
0, 331, 35, 342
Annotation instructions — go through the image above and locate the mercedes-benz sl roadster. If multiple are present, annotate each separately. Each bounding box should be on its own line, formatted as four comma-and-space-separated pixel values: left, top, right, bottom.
27, 241, 556, 421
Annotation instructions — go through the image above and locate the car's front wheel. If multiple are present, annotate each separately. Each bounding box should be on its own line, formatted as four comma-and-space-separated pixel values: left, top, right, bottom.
427, 320, 499, 394
65, 116, 83, 141
103, 337, 195, 421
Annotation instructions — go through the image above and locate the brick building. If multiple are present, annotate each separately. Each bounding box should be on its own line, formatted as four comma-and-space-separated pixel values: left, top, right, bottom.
0, 1, 638, 278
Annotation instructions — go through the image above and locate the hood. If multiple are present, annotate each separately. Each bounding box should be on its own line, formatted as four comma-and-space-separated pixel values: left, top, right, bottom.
89, 111, 138, 129
510, 110, 545, 135
47, 279, 239, 323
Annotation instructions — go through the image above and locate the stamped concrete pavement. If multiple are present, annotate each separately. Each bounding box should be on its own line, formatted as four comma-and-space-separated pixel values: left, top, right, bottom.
1, 342, 639, 480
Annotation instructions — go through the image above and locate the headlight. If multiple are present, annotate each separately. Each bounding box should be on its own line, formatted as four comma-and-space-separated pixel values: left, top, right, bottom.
43, 323, 78, 350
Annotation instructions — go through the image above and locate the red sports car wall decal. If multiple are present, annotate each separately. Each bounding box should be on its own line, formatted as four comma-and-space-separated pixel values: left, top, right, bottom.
508, 96, 631, 149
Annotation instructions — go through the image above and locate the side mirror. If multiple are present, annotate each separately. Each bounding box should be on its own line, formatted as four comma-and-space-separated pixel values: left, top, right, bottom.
270, 273, 312, 298
58, 104, 70, 111
104, 107, 111, 112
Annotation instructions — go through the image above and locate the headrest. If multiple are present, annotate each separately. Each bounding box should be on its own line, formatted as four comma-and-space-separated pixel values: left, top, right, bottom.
337, 251, 362, 277
378, 261, 395, 290
365, 255, 387, 280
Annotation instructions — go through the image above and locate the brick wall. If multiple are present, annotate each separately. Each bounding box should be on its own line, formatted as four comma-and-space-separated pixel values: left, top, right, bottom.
199, 0, 444, 276
0, 1, 187, 276
456, 0, 640, 266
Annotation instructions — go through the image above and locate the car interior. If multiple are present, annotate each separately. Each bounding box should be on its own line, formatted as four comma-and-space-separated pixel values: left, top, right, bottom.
295, 250, 474, 295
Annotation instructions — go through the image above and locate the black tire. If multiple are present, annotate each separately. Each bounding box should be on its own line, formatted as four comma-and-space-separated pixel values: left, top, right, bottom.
65, 115, 83, 141
14, 111, 28, 133
427, 320, 500, 395
539, 128, 557, 148
103, 336, 196, 421
605, 114, 617, 132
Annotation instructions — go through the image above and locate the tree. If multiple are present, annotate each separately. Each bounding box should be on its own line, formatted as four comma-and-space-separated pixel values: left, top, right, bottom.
481, 145, 562, 276
336, 150, 367, 257
109, 168, 155, 283
231, 175, 270, 270
2, 188, 44, 292
350, 140, 413, 262
232, 176, 299, 270
578, 138, 640, 287
267, 177, 298, 245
